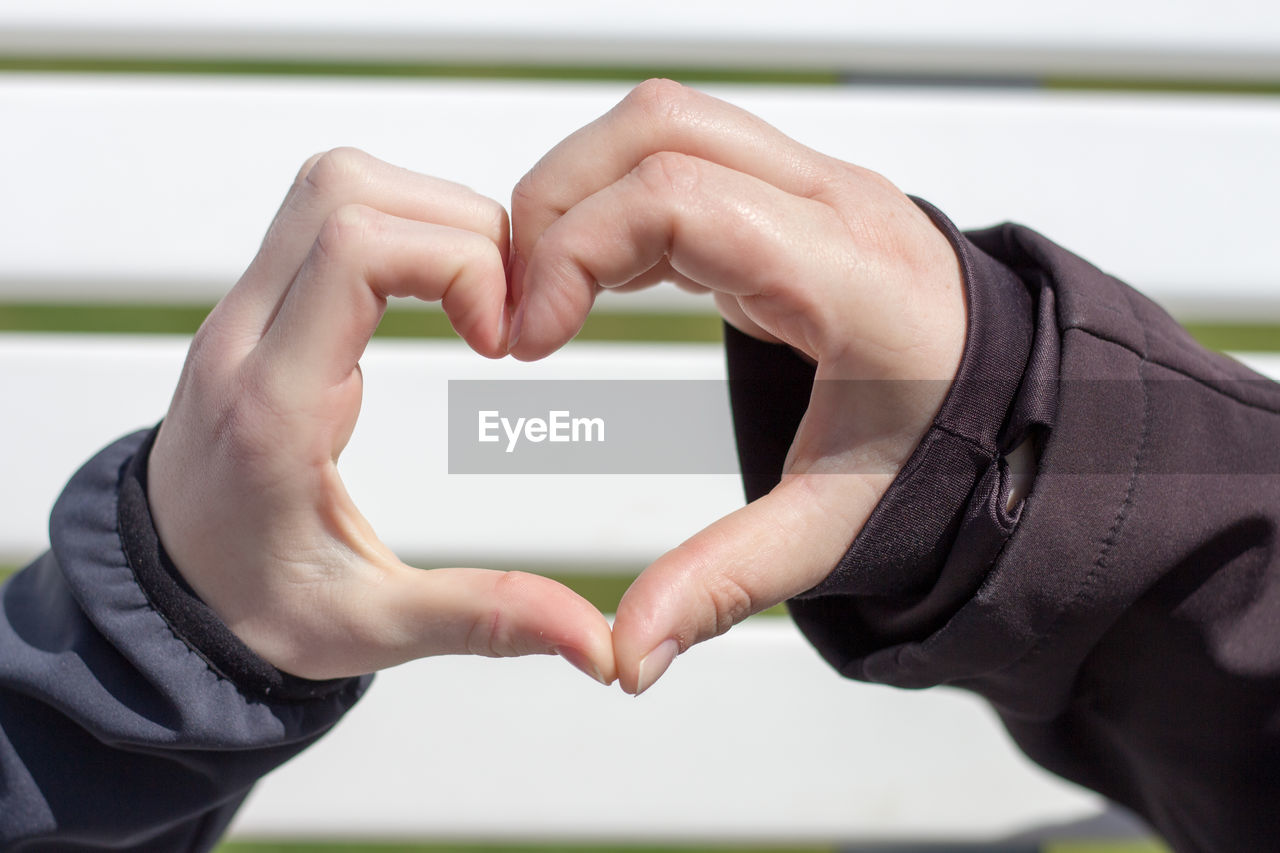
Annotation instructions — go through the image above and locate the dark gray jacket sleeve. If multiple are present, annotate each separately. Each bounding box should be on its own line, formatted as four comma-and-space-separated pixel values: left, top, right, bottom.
726, 201, 1280, 853
0, 428, 370, 851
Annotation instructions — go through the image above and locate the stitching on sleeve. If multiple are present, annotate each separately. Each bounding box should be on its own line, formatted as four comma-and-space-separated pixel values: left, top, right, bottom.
1011, 346, 1152, 680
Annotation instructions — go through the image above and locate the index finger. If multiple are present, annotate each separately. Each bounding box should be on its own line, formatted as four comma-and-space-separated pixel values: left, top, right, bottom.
225, 148, 511, 341
510, 79, 835, 288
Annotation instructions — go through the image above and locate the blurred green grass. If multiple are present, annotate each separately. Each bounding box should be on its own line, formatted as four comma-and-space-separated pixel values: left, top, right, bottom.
3, 56, 1279, 96
0, 303, 724, 344
1, 303, 1277, 352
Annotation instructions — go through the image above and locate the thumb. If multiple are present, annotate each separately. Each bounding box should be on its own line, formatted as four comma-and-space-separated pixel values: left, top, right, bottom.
611, 473, 885, 695
388, 567, 618, 683
271, 564, 617, 685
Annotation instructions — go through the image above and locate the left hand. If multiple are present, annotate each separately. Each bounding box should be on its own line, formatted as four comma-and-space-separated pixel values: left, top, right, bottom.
148, 149, 616, 683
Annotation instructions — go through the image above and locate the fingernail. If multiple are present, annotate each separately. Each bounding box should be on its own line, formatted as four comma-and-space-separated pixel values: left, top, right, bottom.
554, 646, 608, 686
507, 250, 528, 351
498, 302, 512, 355
634, 638, 679, 696
509, 297, 527, 351
509, 249, 527, 307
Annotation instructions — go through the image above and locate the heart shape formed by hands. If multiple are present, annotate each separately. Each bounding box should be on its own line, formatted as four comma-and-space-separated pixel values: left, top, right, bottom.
147, 80, 966, 696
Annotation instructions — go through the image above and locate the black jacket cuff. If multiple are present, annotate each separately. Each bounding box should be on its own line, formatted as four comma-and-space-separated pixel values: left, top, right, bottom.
727, 199, 1054, 683
117, 425, 354, 701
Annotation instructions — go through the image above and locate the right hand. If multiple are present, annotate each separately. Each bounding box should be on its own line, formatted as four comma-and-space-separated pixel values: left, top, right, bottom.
507, 80, 969, 694
147, 149, 615, 685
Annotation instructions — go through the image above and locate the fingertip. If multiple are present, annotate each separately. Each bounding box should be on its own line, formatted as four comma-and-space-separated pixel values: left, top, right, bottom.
505, 303, 560, 362
441, 253, 512, 360
630, 638, 679, 696
551, 597, 618, 687
499, 248, 526, 357
505, 238, 601, 360
453, 316, 508, 361
555, 644, 614, 687
505, 286, 594, 362
610, 568, 685, 695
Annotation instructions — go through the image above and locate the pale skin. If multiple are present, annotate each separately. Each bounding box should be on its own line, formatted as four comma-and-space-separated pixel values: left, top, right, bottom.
148, 80, 968, 694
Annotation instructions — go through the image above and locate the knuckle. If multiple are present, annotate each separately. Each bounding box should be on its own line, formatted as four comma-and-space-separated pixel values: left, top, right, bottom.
467, 571, 541, 658
510, 163, 548, 222
853, 163, 900, 195
840, 164, 901, 207
703, 573, 757, 638
665, 538, 759, 640
625, 77, 693, 125
292, 151, 328, 188
465, 609, 503, 658
633, 150, 702, 198
313, 203, 378, 263
480, 197, 511, 247
301, 146, 374, 197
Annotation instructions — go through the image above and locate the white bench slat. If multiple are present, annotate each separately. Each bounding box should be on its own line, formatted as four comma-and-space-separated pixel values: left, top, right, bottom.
4, 2, 1279, 81
229, 619, 1106, 843
0, 334, 743, 569
3, 76, 1278, 319
5, 335, 1278, 569
1238, 353, 1280, 377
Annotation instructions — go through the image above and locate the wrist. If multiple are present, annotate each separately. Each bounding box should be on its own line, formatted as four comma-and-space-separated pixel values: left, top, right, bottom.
121, 425, 352, 699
